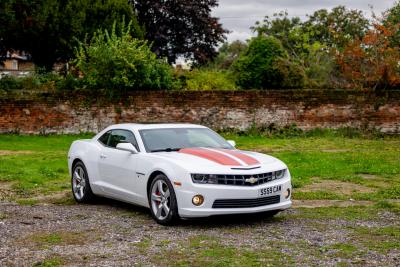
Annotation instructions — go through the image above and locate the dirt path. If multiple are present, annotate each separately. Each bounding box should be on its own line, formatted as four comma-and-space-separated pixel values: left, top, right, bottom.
0, 200, 399, 267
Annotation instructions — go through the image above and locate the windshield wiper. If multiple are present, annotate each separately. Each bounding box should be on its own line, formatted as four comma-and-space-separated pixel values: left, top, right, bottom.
151, 148, 181, 153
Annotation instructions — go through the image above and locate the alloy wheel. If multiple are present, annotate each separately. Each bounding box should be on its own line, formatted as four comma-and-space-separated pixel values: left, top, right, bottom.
72, 166, 86, 200
150, 180, 171, 220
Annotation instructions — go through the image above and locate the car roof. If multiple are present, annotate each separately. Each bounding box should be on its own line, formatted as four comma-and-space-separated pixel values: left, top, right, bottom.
106, 123, 208, 131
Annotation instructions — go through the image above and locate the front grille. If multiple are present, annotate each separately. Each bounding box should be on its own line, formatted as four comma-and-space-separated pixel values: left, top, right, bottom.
215, 172, 279, 186
212, 195, 280, 209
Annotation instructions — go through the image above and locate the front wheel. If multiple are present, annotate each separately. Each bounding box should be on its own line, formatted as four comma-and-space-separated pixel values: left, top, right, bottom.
148, 174, 179, 225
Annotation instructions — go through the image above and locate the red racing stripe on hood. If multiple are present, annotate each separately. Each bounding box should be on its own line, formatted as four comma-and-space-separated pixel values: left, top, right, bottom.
179, 148, 242, 166
216, 149, 260, 166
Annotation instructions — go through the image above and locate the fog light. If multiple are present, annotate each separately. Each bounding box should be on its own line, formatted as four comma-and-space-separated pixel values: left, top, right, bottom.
284, 189, 291, 199
192, 195, 204, 206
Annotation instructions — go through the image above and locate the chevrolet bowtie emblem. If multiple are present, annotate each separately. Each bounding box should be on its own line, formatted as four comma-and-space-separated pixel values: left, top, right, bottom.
245, 177, 258, 184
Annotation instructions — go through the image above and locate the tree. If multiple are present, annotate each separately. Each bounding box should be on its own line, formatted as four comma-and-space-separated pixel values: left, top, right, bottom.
0, 0, 143, 70
336, 20, 400, 90
212, 40, 248, 69
251, 7, 370, 88
233, 36, 305, 89
253, 7, 369, 52
252, 11, 303, 53
384, 1, 400, 46
74, 21, 173, 92
131, 0, 227, 64
304, 6, 369, 50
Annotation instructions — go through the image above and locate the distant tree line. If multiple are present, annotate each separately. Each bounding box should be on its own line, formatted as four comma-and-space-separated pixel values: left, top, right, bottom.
0, 0, 399, 92
0, 0, 225, 70
220, 4, 400, 90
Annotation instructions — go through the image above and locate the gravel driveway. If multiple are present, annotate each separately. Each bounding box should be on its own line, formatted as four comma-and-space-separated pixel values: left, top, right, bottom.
0, 200, 399, 267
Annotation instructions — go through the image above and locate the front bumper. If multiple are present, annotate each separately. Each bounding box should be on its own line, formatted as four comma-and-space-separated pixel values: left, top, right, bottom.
175, 177, 292, 218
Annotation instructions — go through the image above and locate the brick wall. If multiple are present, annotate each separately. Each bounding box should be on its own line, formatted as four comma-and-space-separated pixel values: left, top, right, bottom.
1, 90, 399, 134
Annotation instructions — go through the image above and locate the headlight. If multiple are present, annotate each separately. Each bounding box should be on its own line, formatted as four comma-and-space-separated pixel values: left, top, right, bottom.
275, 169, 286, 179
191, 174, 218, 184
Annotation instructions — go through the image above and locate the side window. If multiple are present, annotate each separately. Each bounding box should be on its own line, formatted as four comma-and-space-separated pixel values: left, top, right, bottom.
98, 131, 111, 146
108, 130, 139, 151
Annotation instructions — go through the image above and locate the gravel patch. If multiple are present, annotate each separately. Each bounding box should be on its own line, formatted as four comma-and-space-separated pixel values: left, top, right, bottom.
0, 200, 398, 266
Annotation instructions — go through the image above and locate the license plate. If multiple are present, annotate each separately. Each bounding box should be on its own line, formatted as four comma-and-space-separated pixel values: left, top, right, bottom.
259, 185, 282, 197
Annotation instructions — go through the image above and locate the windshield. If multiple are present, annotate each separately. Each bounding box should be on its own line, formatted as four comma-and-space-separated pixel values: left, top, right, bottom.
139, 128, 233, 152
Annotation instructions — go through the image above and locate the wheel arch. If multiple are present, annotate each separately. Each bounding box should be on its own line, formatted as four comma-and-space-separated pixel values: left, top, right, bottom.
146, 170, 166, 199
72, 158, 83, 170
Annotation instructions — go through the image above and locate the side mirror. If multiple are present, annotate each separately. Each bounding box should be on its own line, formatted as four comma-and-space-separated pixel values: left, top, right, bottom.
227, 140, 236, 147
116, 143, 138, 154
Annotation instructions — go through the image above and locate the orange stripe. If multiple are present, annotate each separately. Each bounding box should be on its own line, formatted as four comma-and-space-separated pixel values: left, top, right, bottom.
179, 148, 242, 166
217, 149, 260, 166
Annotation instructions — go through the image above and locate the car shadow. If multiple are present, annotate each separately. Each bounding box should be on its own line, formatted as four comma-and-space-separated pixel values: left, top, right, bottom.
86, 197, 287, 228
177, 213, 286, 228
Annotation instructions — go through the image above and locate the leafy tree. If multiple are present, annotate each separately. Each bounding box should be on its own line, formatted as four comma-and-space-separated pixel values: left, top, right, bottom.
131, 0, 227, 64
336, 20, 400, 90
251, 7, 369, 88
0, 0, 143, 70
253, 7, 369, 52
74, 21, 174, 92
384, 1, 400, 46
304, 6, 369, 50
252, 11, 303, 53
233, 36, 304, 89
212, 40, 248, 69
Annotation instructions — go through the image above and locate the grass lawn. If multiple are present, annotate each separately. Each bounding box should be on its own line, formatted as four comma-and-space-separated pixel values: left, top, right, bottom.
0, 132, 399, 204
0, 131, 399, 266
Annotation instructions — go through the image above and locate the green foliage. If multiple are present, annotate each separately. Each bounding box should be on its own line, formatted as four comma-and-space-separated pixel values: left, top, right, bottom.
301, 42, 337, 88
0, 0, 143, 70
0, 76, 22, 91
233, 36, 305, 89
74, 21, 174, 92
273, 58, 306, 88
252, 11, 303, 53
303, 6, 369, 50
177, 69, 237, 90
384, 1, 400, 47
212, 41, 248, 69
0, 72, 68, 91
250, 6, 371, 89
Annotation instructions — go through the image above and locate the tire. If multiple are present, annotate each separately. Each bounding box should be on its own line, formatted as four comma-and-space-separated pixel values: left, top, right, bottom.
148, 174, 179, 225
71, 161, 96, 203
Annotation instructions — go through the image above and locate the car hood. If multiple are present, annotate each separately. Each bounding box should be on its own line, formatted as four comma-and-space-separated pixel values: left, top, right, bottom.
150, 148, 285, 173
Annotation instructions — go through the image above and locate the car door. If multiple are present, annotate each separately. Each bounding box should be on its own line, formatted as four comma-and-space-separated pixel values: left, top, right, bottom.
97, 129, 141, 203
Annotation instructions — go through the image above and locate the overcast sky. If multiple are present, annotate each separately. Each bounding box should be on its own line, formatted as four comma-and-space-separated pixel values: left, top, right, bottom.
213, 0, 397, 42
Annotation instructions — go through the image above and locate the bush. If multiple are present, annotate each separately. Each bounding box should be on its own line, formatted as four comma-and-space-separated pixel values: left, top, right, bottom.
273, 58, 306, 88
74, 21, 174, 92
233, 36, 292, 89
55, 74, 83, 91
177, 69, 237, 90
0, 76, 23, 91
0, 72, 65, 91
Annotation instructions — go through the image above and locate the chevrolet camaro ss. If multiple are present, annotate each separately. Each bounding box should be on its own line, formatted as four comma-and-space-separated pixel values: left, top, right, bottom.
68, 124, 292, 225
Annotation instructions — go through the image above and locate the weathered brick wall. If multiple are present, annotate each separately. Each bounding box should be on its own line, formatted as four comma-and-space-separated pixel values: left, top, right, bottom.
0, 90, 399, 134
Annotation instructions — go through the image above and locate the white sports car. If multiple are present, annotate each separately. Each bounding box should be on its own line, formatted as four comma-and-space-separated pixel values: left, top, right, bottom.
68, 123, 292, 225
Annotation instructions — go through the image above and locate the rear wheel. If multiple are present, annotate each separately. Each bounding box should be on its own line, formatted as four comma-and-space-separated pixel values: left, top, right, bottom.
148, 174, 179, 225
71, 161, 95, 203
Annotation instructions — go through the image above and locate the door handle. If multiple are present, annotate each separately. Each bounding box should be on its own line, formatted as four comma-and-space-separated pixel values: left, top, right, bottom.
100, 154, 107, 159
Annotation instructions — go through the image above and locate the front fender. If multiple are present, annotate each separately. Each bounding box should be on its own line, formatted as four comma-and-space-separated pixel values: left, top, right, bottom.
67, 140, 101, 187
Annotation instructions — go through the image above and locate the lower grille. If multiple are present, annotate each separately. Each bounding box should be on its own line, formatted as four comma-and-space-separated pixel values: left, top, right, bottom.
212, 195, 280, 209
